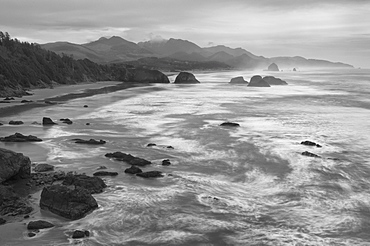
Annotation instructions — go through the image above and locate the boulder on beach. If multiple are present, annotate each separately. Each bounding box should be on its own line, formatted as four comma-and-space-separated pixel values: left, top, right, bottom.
0, 133, 43, 142
60, 118, 73, 125
301, 141, 322, 148
131, 68, 170, 83
42, 117, 57, 125
124, 165, 143, 174
220, 122, 240, 127
0, 218, 6, 225
93, 171, 118, 177
9, 120, 24, 125
267, 63, 279, 71
0, 148, 31, 183
27, 220, 54, 230
230, 76, 248, 84
136, 171, 164, 178
34, 163, 54, 172
72, 230, 90, 239
39, 185, 98, 220
105, 152, 152, 166
74, 139, 106, 145
62, 174, 106, 194
248, 75, 270, 87
147, 143, 157, 147
162, 159, 171, 166
174, 72, 200, 84
262, 76, 288, 85
21, 100, 33, 103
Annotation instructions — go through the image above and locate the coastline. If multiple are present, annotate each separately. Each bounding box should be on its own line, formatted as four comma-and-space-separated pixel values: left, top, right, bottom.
0, 81, 149, 118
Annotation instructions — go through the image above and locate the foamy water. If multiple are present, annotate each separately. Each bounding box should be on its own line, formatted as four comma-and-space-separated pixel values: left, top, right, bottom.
1, 69, 370, 245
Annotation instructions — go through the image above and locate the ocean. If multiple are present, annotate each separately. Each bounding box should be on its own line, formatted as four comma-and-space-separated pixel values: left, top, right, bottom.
1, 68, 370, 245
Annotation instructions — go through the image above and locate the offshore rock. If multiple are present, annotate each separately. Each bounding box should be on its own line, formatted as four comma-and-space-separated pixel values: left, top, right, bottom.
131, 68, 170, 83
220, 122, 240, 127
162, 159, 171, 166
262, 76, 288, 85
105, 152, 152, 166
0, 133, 42, 142
301, 140, 322, 148
27, 220, 54, 230
248, 75, 270, 87
174, 72, 200, 84
34, 163, 54, 172
301, 151, 321, 158
60, 118, 73, 124
0, 148, 31, 182
74, 139, 106, 145
72, 230, 90, 239
39, 185, 98, 220
62, 174, 106, 194
267, 63, 279, 71
136, 171, 164, 178
93, 171, 118, 177
230, 76, 248, 84
9, 120, 24, 125
42, 117, 57, 125
124, 165, 143, 174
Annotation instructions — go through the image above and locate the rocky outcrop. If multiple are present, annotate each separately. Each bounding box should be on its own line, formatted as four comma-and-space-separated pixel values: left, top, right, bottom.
162, 159, 171, 166
9, 120, 24, 125
74, 139, 106, 145
301, 141, 322, 148
124, 165, 143, 174
248, 75, 270, 87
0, 148, 31, 183
301, 151, 321, 158
220, 122, 240, 127
267, 63, 279, 71
174, 72, 200, 84
60, 118, 73, 124
136, 171, 164, 178
262, 76, 288, 85
0, 185, 33, 217
39, 185, 98, 220
105, 152, 152, 166
230, 76, 248, 84
131, 68, 170, 83
62, 174, 106, 194
93, 171, 118, 177
72, 230, 90, 239
293, 68, 297, 71
0, 133, 43, 142
27, 220, 54, 230
34, 164, 54, 172
42, 117, 57, 125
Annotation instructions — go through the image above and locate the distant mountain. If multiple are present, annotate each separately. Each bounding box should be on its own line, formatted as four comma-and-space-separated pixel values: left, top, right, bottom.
138, 38, 202, 56
42, 35, 353, 69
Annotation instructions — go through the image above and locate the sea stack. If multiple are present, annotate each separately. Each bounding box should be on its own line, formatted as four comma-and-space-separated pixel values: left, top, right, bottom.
248, 75, 270, 87
229, 76, 248, 84
174, 72, 200, 84
267, 63, 279, 71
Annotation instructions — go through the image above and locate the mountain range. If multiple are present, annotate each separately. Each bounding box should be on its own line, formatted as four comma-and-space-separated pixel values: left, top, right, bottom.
41, 36, 353, 70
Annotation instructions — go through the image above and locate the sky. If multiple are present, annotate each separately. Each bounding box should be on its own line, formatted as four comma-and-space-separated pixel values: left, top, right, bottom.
0, 0, 369, 68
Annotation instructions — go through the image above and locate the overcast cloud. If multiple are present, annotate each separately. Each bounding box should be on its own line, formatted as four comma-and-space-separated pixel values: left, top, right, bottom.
0, 0, 369, 67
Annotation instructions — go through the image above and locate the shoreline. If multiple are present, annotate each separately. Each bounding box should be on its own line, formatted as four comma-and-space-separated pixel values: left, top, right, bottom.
0, 81, 150, 118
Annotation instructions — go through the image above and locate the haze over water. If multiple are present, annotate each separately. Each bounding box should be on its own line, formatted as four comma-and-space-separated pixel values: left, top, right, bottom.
1, 69, 370, 245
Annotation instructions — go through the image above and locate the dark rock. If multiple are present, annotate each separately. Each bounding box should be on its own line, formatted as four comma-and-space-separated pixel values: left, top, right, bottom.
74, 139, 106, 145
27, 220, 54, 230
29, 171, 67, 187
60, 118, 73, 125
86, 123, 90, 125
0, 101, 10, 103
39, 185, 98, 220
34, 164, 54, 172
0, 185, 33, 216
83, 105, 88, 108
267, 63, 279, 71
9, 120, 24, 125
262, 76, 288, 85
124, 165, 143, 174
301, 151, 321, 158
162, 159, 171, 166
293, 68, 297, 71
0, 123, 3, 126
0, 218, 6, 225
62, 174, 106, 194
42, 117, 57, 125
0, 148, 31, 183
45, 100, 57, 105
132, 68, 170, 83
166, 146, 174, 149
220, 122, 240, 127
248, 76, 271, 87
105, 152, 151, 166
136, 171, 164, 178
24, 215, 30, 219
230, 76, 248, 84
21, 100, 33, 103
72, 230, 89, 239
4, 97, 15, 100
28, 232, 36, 237
174, 72, 200, 84
147, 143, 157, 147
0, 133, 43, 142
93, 171, 118, 177
301, 141, 322, 148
